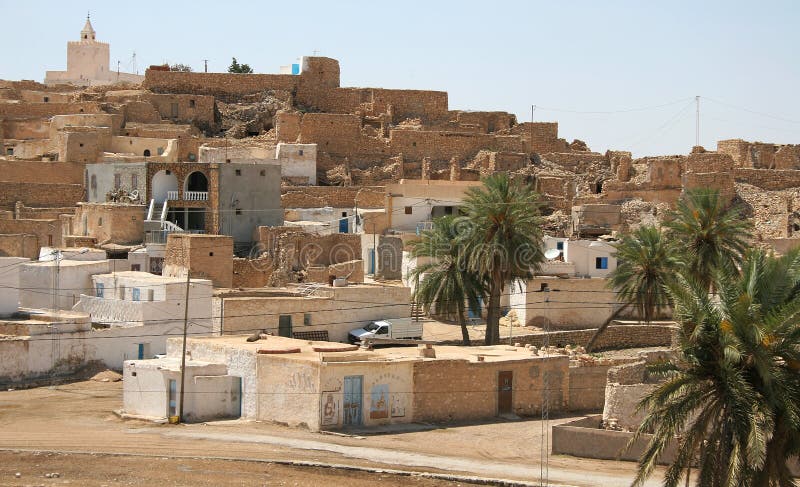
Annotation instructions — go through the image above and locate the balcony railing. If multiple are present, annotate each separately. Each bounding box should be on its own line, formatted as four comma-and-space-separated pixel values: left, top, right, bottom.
166, 190, 178, 201
185, 191, 208, 201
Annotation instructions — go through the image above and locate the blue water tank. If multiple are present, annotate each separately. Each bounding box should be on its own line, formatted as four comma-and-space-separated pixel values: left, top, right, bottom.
291, 63, 300, 75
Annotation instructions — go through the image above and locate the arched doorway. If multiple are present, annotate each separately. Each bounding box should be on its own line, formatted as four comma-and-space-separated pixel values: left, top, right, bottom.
143, 149, 151, 157
151, 170, 178, 204
184, 171, 209, 201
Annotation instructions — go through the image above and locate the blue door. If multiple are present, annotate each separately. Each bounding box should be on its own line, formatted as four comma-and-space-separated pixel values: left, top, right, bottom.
368, 249, 375, 275
137, 343, 145, 359
339, 217, 349, 233
343, 375, 363, 426
168, 379, 177, 417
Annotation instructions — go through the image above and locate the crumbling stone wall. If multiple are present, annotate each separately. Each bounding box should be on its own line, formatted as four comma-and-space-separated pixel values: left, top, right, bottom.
281, 186, 384, 209
0, 234, 38, 258
70, 203, 145, 245
0, 161, 85, 184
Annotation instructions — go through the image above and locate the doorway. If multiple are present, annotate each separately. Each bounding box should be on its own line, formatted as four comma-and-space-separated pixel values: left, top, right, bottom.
498, 371, 513, 415
278, 315, 292, 338
343, 375, 363, 426
168, 379, 177, 417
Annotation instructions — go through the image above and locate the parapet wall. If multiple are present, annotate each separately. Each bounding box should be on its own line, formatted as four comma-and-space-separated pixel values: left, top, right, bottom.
496, 324, 678, 351
0, 102, 102, 118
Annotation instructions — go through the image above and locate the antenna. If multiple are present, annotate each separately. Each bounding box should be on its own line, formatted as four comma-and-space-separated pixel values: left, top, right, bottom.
695, 95, 700, 147
203, 59, 208, 73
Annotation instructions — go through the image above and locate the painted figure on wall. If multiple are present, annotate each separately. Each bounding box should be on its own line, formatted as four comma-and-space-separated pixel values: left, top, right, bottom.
321, 393, 340, 426
369, 384, 389, 419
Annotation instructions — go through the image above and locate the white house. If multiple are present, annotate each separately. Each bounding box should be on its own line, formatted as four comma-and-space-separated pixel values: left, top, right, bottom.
20, 258, 112, 310
78, 271, 212, 328
0, 257, 30, 316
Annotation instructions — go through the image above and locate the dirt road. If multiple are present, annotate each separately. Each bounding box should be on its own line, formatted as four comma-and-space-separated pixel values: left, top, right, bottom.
0, 381, 661, 486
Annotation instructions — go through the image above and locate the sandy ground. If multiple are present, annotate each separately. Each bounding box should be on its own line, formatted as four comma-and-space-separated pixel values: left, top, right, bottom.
0, 381, 663, 486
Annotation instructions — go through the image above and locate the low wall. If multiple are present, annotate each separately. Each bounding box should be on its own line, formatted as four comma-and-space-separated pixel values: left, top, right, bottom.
497, 324, 678, 351
552, 415, 678, 463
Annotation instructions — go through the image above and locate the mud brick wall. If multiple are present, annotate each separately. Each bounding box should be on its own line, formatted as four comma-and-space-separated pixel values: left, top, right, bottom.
734, 168, 800, 190
232, 257, 272, 288
685, 151, 733, 173
0, 182, 84, 210
0, 234, 39, 258
275, 112, 301, 142
568, 364, 615, 411
15, 203, 76, 220
297, 113, 363, 155
496, 324, 679, 351
717, 139, 751, 167
412, 356, 570, 421
0, 161, 85, 184
144, 70, 299, 100
281, 186, 384, 209
510, 122, 569, 153
122, 101, 161, 124
388, 130, 496, 162
0, 102, 102, 118
455, 111, 516, 133
164, 234, 233, 288
2, 119, 51, 139
684, 171, 735, 203
0, 219, 63, 250
144, 94, 217, 132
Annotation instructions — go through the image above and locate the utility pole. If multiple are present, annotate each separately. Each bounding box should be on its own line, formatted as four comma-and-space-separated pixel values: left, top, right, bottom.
203, 59, 208, 73
695, 95, 700, 147
177, 270, 191, 423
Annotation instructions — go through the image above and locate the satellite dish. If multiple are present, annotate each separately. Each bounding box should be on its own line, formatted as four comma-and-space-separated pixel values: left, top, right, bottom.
544, 248, 561, 260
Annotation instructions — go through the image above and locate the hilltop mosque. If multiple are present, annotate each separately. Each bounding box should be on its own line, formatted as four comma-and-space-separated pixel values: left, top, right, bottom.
44, 15, 144, 86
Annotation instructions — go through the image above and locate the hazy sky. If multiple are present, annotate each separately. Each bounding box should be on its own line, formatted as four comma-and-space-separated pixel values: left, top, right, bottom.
2, 0, 798, 157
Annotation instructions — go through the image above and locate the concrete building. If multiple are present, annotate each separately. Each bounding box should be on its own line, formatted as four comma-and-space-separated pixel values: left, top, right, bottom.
385, 179, 481, 234
78, 271, 212, 329
212, 283, 411, 342
509, 276, 621, 330
87, 161, 282, 245
19, 257, 111, 310
0, 257, 29, 315
199, 142, 317, 185
44, 17, 144, 87
122, 335, 581, 427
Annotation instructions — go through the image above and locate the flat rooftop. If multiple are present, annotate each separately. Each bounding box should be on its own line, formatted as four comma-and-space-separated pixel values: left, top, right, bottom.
182, 335, 558, 364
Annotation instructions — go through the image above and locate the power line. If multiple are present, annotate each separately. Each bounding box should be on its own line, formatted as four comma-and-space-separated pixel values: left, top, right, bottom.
533, 97, 695, 115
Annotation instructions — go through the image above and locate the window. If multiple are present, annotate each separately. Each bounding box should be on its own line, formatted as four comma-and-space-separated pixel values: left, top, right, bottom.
132, 288, 141, 301
131, 173, 138, 189
341, 211, 347, 217
596, 257, 609, 270
143, 149, 151, 157
79, 143, 84, 147
444, 206, 453, 215
235, 209, 242, 215
209, 252, 214, 257
114, 173, 121, 189
170, 103, 179, 117
43, 96, 49, 102
376, 326, 388, 335
556, 241, 564, 251
412, 142, 417, 147
260, 170, 265, 176
189, 99, 196, 108
235, 169, 241, 176
404, 206, 413, 215
298, 149, 304, 156
5, 148, 12, 156
96, 283, 104, 298
130, 264, 141, 272
98, 217, 103, 226
304, 313, 312, 326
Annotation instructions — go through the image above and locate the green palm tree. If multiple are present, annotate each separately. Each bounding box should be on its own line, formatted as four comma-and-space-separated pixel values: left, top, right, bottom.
631, 248, 800, 487
409, 216, 484, 345
664, 188, 751, 290
586, 225, 679, 352
457, 173, 545, 345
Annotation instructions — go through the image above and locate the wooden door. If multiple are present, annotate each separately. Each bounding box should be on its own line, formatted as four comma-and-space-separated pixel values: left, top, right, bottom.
278, 315, 292, 338
498, 371, 513, 414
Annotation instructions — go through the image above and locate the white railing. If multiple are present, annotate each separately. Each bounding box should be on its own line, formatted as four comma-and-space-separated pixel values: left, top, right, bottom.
184, 191, 208, 201
166, 190, 178, 201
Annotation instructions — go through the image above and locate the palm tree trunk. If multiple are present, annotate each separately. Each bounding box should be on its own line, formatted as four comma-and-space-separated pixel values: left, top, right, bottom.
485, 276, 502, 345
585, 303, 630, 352
458, 311, 470, 346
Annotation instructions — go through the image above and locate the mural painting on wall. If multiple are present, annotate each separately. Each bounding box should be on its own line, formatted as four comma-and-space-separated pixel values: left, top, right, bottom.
321, 392, 340, 426
390, 394, 405, 418
369, 384, 389, 420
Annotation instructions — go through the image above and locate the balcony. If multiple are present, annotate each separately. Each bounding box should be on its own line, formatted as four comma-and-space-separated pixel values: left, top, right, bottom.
185, 191, 208, 201
165, 190, 208, 201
